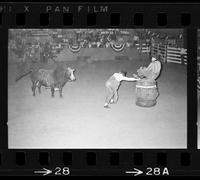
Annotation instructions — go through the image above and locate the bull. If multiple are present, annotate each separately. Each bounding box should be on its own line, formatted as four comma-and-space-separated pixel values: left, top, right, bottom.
16, 64, 76, 98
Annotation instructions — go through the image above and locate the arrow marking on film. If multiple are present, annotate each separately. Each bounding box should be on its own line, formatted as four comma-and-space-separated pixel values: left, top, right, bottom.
125, 168, 143, 176
34, 168, 52, 176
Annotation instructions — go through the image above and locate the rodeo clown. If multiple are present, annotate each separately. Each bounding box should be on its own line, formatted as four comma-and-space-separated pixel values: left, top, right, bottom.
133, 56, 162, 80
104, 71, 140, 108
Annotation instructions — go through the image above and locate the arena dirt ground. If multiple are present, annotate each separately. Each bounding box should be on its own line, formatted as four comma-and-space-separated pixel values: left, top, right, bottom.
8, 57, 187, 149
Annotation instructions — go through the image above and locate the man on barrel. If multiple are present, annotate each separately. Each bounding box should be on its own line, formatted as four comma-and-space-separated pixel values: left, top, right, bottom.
133, 56, 162, 107
133, 56, 162, 80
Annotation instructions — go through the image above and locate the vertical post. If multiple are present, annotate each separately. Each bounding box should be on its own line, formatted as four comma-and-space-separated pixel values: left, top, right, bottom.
158, 44, 160, 60
152, 43, 155, 57
149, 42, 152, 59
0, 28, 8, 148
139, 39, 142, 53
39, 42, 41, 63
165, 45, 168, 64
165, 45, 167, 64
187, 28, 197, 150
180, 48, 184, 65
157, 43, 159, 60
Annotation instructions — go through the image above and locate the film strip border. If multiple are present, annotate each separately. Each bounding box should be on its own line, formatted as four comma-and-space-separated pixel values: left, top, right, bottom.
0, 150, 200, 176
0, 2, 199, 176
0, 3, 199, 27
0, 10, 192, 27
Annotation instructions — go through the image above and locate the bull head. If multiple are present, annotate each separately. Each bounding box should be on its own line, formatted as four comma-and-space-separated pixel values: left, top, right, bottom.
66, 67, 76, 81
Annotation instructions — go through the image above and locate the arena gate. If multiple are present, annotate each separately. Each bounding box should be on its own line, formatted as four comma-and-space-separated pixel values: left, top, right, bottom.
136, 43, 187, 65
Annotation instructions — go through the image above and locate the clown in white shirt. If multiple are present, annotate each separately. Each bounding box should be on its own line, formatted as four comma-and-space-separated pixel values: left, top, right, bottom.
104, 71, 140, 108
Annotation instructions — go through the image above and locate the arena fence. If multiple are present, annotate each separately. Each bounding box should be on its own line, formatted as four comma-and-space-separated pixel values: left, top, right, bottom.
151, 44, 167, 63
197, 46, 200, 73
166, 46, 187, 65
135, 43, 150, 53
136, 43, 187, 65
197, 46, 200, 99
198, 56, 200, 74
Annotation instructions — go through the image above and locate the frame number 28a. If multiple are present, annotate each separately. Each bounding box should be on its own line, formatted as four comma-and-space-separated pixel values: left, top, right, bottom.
146, 167, 169, 176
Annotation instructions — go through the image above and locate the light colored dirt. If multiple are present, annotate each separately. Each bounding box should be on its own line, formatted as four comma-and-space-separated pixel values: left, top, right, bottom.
8, 57, 187, 149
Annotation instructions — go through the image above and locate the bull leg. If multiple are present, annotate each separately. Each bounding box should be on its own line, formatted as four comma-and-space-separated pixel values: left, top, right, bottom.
59, 87, 63, 98
51, 87, 55, 98
31, 81, 37, 96
38, 83, 42, 94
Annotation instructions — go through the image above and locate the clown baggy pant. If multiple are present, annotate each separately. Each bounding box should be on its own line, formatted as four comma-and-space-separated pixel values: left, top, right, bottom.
105, 76, 121, 105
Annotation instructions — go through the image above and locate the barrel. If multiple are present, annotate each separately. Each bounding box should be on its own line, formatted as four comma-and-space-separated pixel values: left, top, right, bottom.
136, 78, 159, 107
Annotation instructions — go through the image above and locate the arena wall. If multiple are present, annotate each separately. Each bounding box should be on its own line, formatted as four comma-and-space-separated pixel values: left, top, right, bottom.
9, 47, 149, 64
55, 47, 149, 62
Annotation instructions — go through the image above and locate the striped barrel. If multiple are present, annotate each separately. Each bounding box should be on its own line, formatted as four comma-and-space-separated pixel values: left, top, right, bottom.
135, 79, 159, 107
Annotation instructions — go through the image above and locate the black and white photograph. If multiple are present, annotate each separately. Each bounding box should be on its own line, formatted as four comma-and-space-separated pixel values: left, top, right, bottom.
8, 29, 187, 149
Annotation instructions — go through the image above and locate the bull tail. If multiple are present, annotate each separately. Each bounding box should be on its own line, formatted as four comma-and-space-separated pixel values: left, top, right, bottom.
15, 70, 32, 82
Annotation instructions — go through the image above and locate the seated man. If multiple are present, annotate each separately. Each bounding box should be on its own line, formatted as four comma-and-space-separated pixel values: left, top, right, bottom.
133, 56, 162, 80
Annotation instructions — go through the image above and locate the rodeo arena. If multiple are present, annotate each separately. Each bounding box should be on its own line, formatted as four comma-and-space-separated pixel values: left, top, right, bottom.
8, 29, 187, 149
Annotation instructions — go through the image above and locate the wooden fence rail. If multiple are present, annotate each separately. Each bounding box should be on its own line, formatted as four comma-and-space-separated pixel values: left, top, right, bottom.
136, 43, 187, 65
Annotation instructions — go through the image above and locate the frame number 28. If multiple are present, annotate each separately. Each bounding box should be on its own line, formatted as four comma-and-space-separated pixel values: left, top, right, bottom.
54, 167, 70, 176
